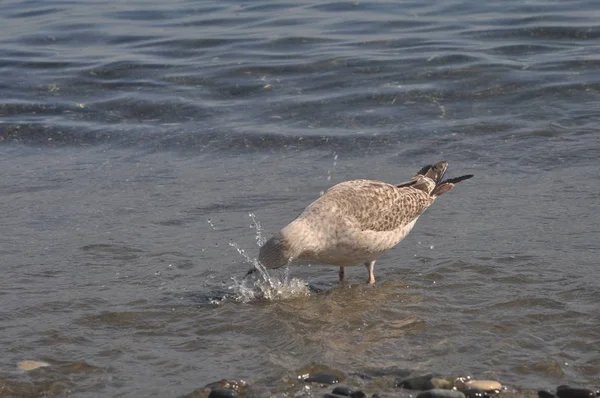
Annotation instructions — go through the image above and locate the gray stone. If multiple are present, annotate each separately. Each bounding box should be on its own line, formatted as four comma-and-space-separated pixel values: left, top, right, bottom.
332, 386, 353, 396
209, 389, 238, 398
556, 386, 595, 398
538, 391, 557, 398
417, 389, 466, 398
460, 388, 492, 398
397, 374, 438, 390
304, 372, 340, 385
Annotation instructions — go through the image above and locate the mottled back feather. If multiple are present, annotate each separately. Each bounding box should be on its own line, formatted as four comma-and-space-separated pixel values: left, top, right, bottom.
302, 180, 433, 232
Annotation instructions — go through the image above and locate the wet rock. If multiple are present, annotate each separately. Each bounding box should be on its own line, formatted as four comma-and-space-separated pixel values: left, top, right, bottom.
332, 386, 353, 396
397, 374, 437, 390
304, 372, 340, 384
431, 377, 454, 390
57, 361, 98, 374
417, 389, 467, 398
397, 374, 451, 390
330, 385, 366, 398
209, 388, 238, 398
17, 360, 51, 371
556, 386, 595, 398
0, 379, 71, 397
244, 392, 270, 398
460, 388, 492, 398
538, 391, 557, 398
204, 379, 248, 391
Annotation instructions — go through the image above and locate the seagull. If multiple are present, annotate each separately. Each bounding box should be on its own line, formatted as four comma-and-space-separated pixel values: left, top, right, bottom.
253, 161, 473, 284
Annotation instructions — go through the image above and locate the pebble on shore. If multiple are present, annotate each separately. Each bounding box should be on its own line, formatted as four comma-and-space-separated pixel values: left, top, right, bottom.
195, 368, 600, 398
418, 389, 467, 398
303, 371, 341, 385
208, 388, 238, 398
460, 388, 493, 398
397, 374, 453, 390
455, 377, 506, 393
555, 386, 596, 398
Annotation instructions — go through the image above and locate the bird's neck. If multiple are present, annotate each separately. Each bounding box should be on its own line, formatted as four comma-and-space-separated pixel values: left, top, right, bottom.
280, 218, 314, 260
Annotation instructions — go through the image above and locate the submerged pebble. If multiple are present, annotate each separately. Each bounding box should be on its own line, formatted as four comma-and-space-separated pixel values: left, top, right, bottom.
417, 388, 467, 398
17, 360, 51, 371
330, 385, 367, 398
204, 379, 248, 392
555, 386, 595, 398
304, 372, 340, 384
360, 367, 411, 379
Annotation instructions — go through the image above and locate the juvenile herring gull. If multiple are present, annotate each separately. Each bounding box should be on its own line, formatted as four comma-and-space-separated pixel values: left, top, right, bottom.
255, 161, 473, 284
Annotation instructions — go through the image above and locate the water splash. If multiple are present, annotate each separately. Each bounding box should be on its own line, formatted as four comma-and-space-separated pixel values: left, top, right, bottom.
248, 212, 266, 247
326, 152, 338, 182
321, 152, 339, 195
206, 218, 216, 230
215, 213, 310, 304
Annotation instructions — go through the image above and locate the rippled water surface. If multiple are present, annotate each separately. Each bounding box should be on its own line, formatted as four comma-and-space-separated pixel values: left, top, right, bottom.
1, 0, 600, 397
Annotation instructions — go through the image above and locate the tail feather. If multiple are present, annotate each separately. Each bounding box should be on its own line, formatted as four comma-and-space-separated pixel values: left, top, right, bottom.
422, 161, 448, 185
398, 161, 449, 194
398, 161, 472, 197
431, 174, 473, 198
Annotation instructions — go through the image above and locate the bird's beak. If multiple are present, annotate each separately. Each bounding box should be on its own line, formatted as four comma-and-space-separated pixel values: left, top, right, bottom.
244, 267, 257, 279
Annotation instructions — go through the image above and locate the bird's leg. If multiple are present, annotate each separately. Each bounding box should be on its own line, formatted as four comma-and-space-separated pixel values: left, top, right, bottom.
339, 266, 345, 283
365, 261, 376, 284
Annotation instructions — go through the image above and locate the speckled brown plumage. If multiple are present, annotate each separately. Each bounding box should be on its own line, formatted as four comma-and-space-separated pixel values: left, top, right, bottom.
257, 161, 473, 284
303, 180, 433, 233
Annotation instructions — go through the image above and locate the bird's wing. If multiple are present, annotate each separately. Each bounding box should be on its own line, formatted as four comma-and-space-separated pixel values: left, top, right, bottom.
311, 180, 433, 232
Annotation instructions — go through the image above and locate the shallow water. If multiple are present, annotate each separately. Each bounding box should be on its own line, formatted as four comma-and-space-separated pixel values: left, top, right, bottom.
1, 0, 600, 397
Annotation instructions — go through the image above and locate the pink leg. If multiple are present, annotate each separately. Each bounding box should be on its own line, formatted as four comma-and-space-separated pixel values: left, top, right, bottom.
365, 261, 376, 284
